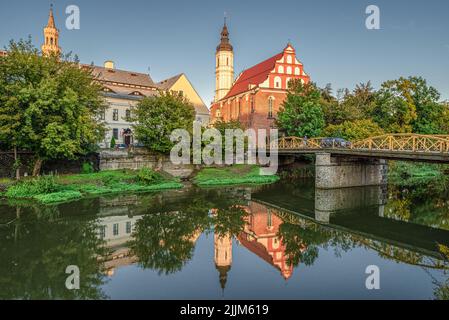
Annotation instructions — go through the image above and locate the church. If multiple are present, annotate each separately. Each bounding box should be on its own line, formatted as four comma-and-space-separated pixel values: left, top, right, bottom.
34, 6, 210, 148
210, 21, 310, 134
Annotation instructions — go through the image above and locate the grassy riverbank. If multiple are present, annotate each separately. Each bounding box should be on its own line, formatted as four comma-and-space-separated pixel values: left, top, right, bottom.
193, 165, 280, 187
2, 169, 183, 204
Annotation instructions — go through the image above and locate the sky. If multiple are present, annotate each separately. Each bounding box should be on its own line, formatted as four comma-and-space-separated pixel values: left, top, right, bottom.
0, 0, 448, 105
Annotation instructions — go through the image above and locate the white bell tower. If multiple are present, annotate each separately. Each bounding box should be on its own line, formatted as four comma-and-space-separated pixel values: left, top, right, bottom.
215, 18, 234, 102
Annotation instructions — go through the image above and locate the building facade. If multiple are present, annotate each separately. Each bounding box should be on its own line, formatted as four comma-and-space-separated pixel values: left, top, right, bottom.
210, 22, 310, 134
35, 7, 210, 148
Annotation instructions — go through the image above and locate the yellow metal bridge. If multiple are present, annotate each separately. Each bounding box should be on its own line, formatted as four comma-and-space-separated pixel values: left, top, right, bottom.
272, 134, 449, 162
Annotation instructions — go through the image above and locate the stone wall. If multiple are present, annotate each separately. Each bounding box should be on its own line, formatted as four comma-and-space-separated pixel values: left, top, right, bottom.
315, 152, 388, 189
99, 149, 195, 179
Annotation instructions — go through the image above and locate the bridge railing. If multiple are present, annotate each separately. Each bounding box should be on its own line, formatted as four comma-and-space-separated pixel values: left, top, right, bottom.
351, 134, 449, 153
273, 134, 449, 154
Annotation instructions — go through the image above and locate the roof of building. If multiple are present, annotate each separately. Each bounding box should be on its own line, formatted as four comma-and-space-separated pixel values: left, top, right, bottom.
88, 65, 156, 88
222, 52, 284, 100
217, 21, 233, 52
156, 73, 184, 90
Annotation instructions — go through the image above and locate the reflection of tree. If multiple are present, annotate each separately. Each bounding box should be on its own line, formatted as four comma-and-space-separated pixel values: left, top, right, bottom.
0, 205, 108, 300
213, 206, 248, 239
129, 199, 212, 275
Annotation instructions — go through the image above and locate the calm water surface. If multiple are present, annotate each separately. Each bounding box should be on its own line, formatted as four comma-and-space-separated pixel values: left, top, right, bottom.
1, 180, 448, 300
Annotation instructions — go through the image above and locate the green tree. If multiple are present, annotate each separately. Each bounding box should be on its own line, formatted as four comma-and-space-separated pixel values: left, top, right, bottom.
0, 39, 105, 176
323, 119, 384, 141
370, 77, 418, 133
277, 80, 325, 137
131, 91, 195, 153
407, 77, 447, 134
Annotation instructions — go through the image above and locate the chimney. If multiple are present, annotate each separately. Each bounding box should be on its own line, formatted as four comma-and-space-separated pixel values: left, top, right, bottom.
104, 60, 115, 69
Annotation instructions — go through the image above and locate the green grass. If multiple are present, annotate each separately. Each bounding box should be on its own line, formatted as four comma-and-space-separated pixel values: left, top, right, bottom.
3, 169, 183, 205
193, 165, 279, 187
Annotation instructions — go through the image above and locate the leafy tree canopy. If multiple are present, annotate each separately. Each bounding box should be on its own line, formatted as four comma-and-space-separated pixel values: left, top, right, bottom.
131, 91, 196, 154
277, 80, 325, 137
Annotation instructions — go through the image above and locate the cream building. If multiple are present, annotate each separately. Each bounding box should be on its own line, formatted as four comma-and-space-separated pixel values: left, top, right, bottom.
214, 20, 234, 102
38, 7, 210, 148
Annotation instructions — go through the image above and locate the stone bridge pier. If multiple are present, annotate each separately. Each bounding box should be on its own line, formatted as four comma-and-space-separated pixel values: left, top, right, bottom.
315, 153, 388, 189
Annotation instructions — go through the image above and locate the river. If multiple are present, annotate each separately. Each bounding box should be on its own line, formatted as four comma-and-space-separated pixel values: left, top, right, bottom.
0, 179, 448, 299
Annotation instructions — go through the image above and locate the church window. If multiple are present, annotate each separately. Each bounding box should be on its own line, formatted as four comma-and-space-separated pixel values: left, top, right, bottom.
295, 67, 300, 75
287, 55, 292, 64
278, 66, 284, 74
268, 97, 274, 118
50, 38, 53, 45
274, 76, 282, 89
287, 66, 292, 75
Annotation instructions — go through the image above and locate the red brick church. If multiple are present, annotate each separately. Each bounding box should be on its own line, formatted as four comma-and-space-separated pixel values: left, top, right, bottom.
210, 21, 311, 133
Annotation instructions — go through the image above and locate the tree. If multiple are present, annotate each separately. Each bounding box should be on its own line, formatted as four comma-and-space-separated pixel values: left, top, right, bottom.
277, 80, 325, 137
0, 39, 105, 176
370, 77, 418, 133
131, 91, 195, 153
323, 119, 384, 141
407, 77, 447, 134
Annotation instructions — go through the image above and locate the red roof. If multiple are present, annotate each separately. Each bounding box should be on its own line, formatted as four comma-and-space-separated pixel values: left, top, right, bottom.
223, 52, 284, 100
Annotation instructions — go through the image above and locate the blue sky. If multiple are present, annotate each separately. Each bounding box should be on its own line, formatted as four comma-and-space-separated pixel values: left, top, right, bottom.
1, 0, 448, 105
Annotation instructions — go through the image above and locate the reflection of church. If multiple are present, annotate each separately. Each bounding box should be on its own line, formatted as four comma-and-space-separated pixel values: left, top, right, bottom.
212, 202, 296, 292
238, 202, 293, 280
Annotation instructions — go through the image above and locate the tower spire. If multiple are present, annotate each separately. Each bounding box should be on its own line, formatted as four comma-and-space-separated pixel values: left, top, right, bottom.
42, 4, 61, 56
47, 4, 56, 28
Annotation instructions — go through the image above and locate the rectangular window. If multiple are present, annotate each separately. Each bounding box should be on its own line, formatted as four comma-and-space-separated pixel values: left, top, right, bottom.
113, 109, 119, 121
268, 98, 274, 118
126, 221, 132, 234
125, 109, 131, 122
113, 128, 119, 140
99, 226, 106, 239
100, 111, 105, 121
113, 223, 119, 236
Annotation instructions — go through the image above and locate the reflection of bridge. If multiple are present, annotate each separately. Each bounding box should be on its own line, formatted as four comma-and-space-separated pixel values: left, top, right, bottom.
251, 185, 449, 260
271, 134, 449, 188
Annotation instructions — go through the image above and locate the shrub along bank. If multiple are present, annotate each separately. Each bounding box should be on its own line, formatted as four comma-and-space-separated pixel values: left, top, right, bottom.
193, 165, 280, 187
2, 169, 183, 204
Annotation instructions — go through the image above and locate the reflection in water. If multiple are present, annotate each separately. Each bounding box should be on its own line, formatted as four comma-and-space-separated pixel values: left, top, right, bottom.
0, 181, 448, 299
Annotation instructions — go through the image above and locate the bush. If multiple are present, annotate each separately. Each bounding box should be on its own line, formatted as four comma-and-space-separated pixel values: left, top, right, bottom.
110, 136, 116, 149
136, 168, 163, 185
81, 162, 95, 174
6, 175, 60, 198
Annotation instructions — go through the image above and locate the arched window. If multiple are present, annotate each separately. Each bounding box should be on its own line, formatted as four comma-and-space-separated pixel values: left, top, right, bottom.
295, 67, 300, 75
274, 76, 282, 89
226, 57, 229, 66
287, 55, 292, 64
287, 66, 292, 75
217, 57, 219, 66
46, 37, 49, 45
50, 38, 53, 45
278, 66, 284, 74
216, 109, 221, 118
268, 97, 274, 118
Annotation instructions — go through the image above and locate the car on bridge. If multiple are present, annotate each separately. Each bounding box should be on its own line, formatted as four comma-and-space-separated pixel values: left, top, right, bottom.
320, 137, 352, 148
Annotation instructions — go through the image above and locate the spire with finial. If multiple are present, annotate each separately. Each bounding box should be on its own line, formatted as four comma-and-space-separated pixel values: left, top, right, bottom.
42, 4, 61, 56
47, 4, 56, 28
217, 13, 233, 52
